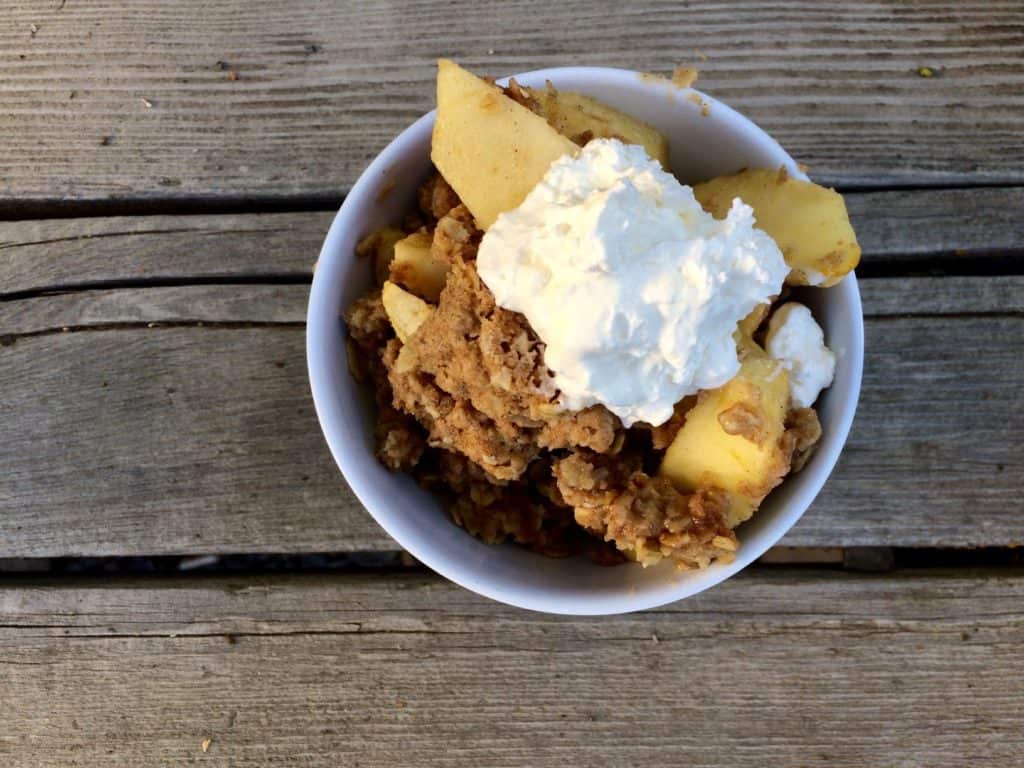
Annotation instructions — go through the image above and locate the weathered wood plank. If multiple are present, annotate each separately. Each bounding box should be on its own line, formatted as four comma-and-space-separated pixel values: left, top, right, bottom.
1, 277, 1020, 555
845, 186, 1024, 265
859, 274, 1024, 315
1, 570, 1022, 766
0, 327, 386, 555
3, 188, 1023, 296
0, 212, 330, 296
3, 276, 1024, 339
0, 284, 306, 336
815, 309, 1023, 547
2, 0, 1023, 208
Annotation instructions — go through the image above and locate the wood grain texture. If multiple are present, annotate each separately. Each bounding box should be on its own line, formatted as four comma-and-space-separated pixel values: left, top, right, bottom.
0, 327, 385, 555
845, 186, 1024, 266
3, 187, 1023, 296
860, 274, 1024, 315
1, 273, 1021, 556
0, 284, 306, 336
0, 212, 331, 296
1, 570, 1023, 767
3, 274, 1023, 339
2, 0, 1023, 208
5, 276, 1023, 338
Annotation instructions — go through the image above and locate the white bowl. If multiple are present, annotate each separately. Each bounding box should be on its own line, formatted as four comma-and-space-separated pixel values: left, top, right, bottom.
307, 67, 863, 615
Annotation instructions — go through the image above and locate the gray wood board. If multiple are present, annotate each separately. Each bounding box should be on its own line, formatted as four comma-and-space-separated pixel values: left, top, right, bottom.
4, 276, 1024, 337
1, 275, 1021, 556
2, 0, 1023, 207
0, 212, 331, 296
1, 570, 1022, 766
3, 187, 1023, 297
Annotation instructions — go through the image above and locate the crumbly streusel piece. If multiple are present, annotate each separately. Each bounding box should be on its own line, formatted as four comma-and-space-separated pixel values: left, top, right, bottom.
785, 406, 823, 473
375, 403, 426, 471
385, 258, 621, 481
344, 291, 391, 352
344, 291, 427, 470
537, 407, 622, 454
417, 173, 462, 222
417, 450, 577, 557
384, 339, 538, 480
343, 291, 393, 392
432, 204, 481, 264
554, 453, 737, 570
552, 450, 643, 509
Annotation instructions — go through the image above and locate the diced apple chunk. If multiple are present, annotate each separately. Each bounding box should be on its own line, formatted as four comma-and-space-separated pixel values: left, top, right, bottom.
693, 168, 861, 287
431, 59, 578, 230
524, 85, 670, 168
660, 354, 791, 528
735, 303, 772, 357
389, 231, 451, 302
381, 281, 434, 343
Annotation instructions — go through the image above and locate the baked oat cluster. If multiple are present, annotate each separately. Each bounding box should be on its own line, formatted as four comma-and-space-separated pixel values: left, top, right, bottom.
342, 60, 860, 570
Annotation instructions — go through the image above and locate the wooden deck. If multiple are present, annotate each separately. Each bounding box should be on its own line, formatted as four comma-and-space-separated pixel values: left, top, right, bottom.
1, 1, 1022, 765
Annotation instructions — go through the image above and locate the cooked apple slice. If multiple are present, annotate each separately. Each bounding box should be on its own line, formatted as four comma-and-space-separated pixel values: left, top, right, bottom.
734, 303, 772, 358
431, 59, 578, 230
693, 168, 861, 287
390, 231, 451, 302
381, 281, 434, 343
523, 85, 670, 168
660, 353, 792, 528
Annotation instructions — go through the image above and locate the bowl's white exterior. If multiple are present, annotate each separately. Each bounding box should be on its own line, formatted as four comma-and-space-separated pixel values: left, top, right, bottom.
307, 67, 863, 615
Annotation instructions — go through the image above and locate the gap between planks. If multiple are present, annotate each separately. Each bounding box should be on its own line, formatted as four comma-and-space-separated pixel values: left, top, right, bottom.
3, 546, 1020, 577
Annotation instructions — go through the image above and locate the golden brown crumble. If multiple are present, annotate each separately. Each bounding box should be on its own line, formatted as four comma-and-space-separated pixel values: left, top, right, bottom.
344, 291, 395, 391
375, 405, 425, 471
786, 406, 822, 473
671, 67, 698, 89
416, 449, 577, 557
553, 450, 643, 510
385, 336, 535, 480
344, 292, 428, 471
384, 256, 620, 481
561, 463, 737, 570
417, 173, 462, 221
432, 204, 481, 264
345, 291, 391, 352
537, 407, 621, 453
718, 401, 766, 443
344, 171, 824, 570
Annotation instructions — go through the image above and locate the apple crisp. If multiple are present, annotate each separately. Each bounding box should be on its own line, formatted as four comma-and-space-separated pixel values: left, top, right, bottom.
340, 59, 859, 571
345, 173, 776, 569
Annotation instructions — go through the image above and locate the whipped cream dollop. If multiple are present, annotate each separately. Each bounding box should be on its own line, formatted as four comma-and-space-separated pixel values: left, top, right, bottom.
765, 302, 836, 408
476, 139, 789, 427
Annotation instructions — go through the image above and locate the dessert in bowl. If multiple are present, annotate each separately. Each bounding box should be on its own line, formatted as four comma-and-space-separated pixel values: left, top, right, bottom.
307, 61, 863, 614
